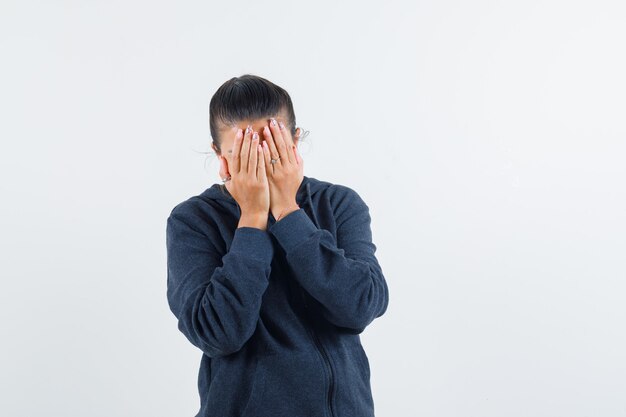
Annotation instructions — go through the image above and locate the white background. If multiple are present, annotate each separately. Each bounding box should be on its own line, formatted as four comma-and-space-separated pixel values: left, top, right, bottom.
1, 1, 625, 416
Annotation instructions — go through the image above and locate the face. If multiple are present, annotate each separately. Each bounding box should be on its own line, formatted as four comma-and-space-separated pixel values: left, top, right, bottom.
212, 114, 302, 171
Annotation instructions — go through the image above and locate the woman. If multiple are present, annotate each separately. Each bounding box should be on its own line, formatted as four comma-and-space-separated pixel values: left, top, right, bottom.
166, 74, 390, 417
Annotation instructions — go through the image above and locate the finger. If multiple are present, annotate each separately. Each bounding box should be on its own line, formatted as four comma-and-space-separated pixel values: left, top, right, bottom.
232, 128, 243, 173
276, 120, 295, 165
262, 139, 272, 177
241, 125, 253, 173
257, 143, 266, 182
265, 119, 282, 167
249, 131, 259, 176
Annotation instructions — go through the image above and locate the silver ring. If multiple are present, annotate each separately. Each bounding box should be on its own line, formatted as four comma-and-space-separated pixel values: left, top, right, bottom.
270, 155, 280, 164
221, 176, 231, 183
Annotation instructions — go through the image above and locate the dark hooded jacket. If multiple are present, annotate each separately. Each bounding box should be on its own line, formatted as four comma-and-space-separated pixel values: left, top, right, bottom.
166, 175, 390, 417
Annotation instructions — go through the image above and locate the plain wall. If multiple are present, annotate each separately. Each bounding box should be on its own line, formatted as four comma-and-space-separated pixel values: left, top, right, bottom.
1, 1, 624, 416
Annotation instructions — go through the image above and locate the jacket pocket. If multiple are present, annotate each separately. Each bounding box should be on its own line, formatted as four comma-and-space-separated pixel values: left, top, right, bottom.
241, 350, 328, 417
204, 354, 260, 417
241, 355, 264, 417
332, 341, 375, 417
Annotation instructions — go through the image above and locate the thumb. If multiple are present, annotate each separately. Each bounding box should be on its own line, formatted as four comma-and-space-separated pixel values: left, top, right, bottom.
219, 155, 230, 179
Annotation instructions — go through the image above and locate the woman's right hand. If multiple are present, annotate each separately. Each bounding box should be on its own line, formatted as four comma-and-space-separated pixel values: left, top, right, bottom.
220, 126, 270, 227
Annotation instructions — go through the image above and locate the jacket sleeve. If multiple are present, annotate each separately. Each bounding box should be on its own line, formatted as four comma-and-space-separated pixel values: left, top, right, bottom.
268, 187, 389, 333
166, 205, 273, 358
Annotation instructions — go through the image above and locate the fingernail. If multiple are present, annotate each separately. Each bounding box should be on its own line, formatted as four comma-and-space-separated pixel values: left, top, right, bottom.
236, 129, 242, 138
246, 125, 252, 134
279, 121, 285, 130
252, 132, 259, 140
271, 118, 277, 127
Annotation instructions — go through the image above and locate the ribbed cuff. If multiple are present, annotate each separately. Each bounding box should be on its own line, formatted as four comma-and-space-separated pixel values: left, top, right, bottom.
229, 227, 274, 263
269, 208, 318, 251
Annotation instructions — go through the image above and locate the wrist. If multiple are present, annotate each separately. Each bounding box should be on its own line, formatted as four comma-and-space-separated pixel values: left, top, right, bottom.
275, 203, 300, 222
239, 212, 269, 230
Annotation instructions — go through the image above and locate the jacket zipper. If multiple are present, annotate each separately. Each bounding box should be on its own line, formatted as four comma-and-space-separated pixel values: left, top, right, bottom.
300, 287, 335, 417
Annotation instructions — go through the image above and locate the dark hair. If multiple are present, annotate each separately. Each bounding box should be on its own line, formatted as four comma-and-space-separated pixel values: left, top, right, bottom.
207, 74, 309, 196
209, 74, 308, 155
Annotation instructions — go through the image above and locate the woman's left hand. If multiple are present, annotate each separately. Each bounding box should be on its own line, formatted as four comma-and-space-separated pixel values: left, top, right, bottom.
261, 118, 304, 221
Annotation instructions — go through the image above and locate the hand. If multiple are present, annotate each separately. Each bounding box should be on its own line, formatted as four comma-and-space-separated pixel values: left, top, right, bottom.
260, 118, 304, 221
221, 126, 270, 222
